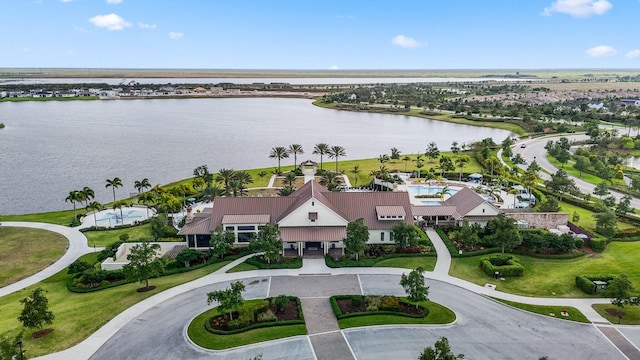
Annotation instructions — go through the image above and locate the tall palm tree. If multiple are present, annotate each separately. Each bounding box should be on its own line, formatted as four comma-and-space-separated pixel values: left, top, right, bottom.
313, 143, 330, 171
269, 147, 289, 173
455, 155, 470, 181
484, 158, 501, 177
521, 171, 538, 198
81, 186, 95, 206
234, 170, 253, 189
216, 168, 236, 196
105, 177, 123, 203
65, 190, 81, 221
203, 184, 225, 201
134, 178, 151, 194
288, 144, 304, 170
257, 170, 268, 187
228, 179, 246, 197
112, 200, 126, 225
192, 177, 205, 192
328, 145, 346, 173
350, 165, 361, 187
390, 147, 401, 164
138, 192, 155, 218
86, 201, 102, 226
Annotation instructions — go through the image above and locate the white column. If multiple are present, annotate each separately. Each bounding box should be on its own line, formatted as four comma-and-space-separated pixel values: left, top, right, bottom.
298, 242, 303, 256
324, 241, 328, 255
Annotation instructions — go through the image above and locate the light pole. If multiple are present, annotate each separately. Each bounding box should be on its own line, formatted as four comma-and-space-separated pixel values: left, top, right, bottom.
494, 271, 499, 280
16, 339, 23, 360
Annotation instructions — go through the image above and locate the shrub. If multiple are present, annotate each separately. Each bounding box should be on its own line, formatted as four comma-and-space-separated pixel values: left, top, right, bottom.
574, 238, 584, 249
351, 295, 363, 307
590, 237, 607, 252
274, 295, 289, 313
380, 296, 400, 311
365, 296, 381, 311
68, 259, 92, 274
97, 240, 124, 262
576, 274, 616, 294
257, 309, 277, 322
480, 255, 525, 277
119, 233, 130, 241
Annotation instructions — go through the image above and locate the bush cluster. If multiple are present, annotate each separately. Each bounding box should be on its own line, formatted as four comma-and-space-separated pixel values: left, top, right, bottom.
590, 237, 608, 252
329, 295, 427, 319
575, 275, 615, 294
480, 255, 525, 277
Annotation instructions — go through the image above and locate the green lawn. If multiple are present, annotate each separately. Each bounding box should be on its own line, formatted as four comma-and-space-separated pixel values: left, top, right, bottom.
593, 303, 640, 325
557, 199, 635, 231
547, 155, 626, 188
1, 210, 76, 226
226, 262, 259, 273
0, 254, 231, 357
83, 224, 154, 247
337, 300, 456, 329
373, 256, 436, 271
187, 299, 307, 349
449, 242, 640, 298
0, 227, 67, 287
491, 298, 590, 323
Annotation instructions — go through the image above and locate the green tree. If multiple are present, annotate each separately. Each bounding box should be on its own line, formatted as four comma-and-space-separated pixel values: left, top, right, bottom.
122, 241, 164, 289
573, 156, 589, 177
455, 155, 470, 181
593, 181, 610, 199
438, 156, 454, 177
390, 147, 401, 163
484, 157, 501, 177
452, 224, 481, 251
249, 224, 282, 264
400, 267, 429, 308
572, 210, 580, 223
80, 186, 95, 206
279, 185, 296, 196
86, 201, 102, 226
319, 170, 342, 191
269, 147, 289, 173
207, 281, 245, 321
544, 169, 577, 199
257, 170, 268, 187
328, 145, 347, 173
344, 218, 369, 261
65, 190, 82, 221
450, 141, 460, 157
284, 172, 297, 187
112, 200, 127, 224
594, 202, 618, 238
418, 337, 464, 360
426, 142, 440, 163
437, 185, 452, 200
538, 196, 561, 212
487, 213, 522, 254
392, 222, 420, 249
210, 226, 236, 259
193, 165, 213, 186
18, 287, 55, 333
287, 144, 304, 168
175, 248, 199, 267
134, 178, 151, 194
402, 156, 412, 172
350, 165, 361, 187
312, 143, 330, 171
607, 274, 634, 323
0, 332, 25, 360
216, 168, 236, 196
105, 177, 123, 203
616, 195, 633, 217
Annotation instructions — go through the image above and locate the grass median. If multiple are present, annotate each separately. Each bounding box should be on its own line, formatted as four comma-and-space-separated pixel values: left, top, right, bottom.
337, 299, 455, 329
491, 298, 590, 323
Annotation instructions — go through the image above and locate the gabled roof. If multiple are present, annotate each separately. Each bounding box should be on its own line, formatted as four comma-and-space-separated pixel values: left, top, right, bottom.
443, 187, 495, 217
412, 205, 457, 217
324, 191, 413, 230
277, 181, 349, 222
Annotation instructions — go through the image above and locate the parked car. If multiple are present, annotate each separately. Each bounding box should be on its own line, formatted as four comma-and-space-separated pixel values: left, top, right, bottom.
520, 144, 527, 148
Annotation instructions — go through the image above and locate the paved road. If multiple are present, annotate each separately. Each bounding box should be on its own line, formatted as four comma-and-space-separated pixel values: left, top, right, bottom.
0, 222, 95, 297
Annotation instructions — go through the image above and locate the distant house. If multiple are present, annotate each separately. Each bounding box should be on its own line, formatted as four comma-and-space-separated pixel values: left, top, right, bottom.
620, 99, 640, 107
348, 93, 357, 100
178, 181, 413, 256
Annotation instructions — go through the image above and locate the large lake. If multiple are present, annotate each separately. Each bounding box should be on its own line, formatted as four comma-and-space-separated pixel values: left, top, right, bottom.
0, 98, 511, 215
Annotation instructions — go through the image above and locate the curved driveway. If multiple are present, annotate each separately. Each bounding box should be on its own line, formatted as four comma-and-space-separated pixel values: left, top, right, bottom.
0, 222, 94, 297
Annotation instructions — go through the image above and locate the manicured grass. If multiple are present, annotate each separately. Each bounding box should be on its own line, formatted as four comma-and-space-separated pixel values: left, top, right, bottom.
187, 299, 307, 349
373, 256, 436, 271
557, 200, 635, 231
0, 253, 231, 357
547, 155, 626, 188
226, 262, 259, 273
491, 298, 590, 323
83, 224, 154, 247
449, 242, 640, 298
592, 304, 640, 325
337, 300, 456, 329
1, 210, 76, 226
0, 227, 67, 287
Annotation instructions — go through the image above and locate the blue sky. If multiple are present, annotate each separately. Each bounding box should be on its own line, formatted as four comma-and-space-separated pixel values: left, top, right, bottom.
2, 0, 639, 69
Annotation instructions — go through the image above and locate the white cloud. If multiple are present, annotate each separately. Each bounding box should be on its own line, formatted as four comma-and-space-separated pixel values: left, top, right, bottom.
329, 65, 339, 70
542, 0, 612, 17
106, 0, 122, 3
138, 22, 156, 30
585, 45, 617, 57
23, 48, 30, 52
391, 35, 421, 48
89, 13, 131, 30
626, 50, 640, 59
168, 32, 183, 40
60, 0, 74, 2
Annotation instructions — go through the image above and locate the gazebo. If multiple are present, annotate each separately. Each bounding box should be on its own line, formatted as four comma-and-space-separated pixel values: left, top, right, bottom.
469, 173, 483, 183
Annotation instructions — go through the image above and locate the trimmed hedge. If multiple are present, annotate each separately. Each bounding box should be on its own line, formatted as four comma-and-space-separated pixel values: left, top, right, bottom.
330, 295, 428, 320
590, 237, 608, 252
245, 255, 303, 269
575, 275, 615, 294
325, 252, 435, 268
480, 255, 525, 277
512, 249, 586, 260
435, 227, 501, 258
204, 296, 304, 335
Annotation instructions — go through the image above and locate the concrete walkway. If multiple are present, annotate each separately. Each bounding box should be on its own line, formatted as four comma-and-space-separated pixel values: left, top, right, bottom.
0, 222, 95, 297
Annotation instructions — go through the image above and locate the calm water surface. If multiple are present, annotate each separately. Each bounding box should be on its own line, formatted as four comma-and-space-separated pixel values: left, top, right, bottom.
0, 98, 511, 214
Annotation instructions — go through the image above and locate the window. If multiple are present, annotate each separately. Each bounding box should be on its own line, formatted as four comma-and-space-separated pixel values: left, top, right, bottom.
225, 226, 234, 231
380, 232, 385, 241
238, 225, 255, 231
309, 212, 318, 222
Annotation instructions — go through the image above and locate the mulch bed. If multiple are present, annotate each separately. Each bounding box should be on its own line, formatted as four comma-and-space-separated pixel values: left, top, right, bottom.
136, 286, 156, 293
32, 328, 54, 339
208, 299, 300, 331
337, 297, 424, 316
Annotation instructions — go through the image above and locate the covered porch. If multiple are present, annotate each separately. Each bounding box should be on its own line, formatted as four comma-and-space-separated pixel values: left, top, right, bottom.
281, 226, 346, 257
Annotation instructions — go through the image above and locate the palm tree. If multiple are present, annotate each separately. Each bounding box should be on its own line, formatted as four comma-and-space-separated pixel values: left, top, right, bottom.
390, 147, 401, 164
521, 171, 538, 199
192, 177, 205, 192
112, 200, 127, 225
350, 165, 361, 187
312, 143, 330, 171
86, 201, 102, 226
216, 168, 236, 195
484, 158, 501, 177
137, 192, 155, 218
284, 172, 297, 187
328, 145, 346, 173
203, 184, 225, 201
234, 170, 253, 189
228, 179, 245, 197
378, 154, 390, 165
269, 147, 289, 173
319, 171, 342, 191
257, 170, 268, 187
455, 155, 470, 181
134, 178, 151, 194
288, 144, 304, 169
279, 185, 295, 196
81, 186, 95, 206
437, 185, 452, 200
65, 190, 81, 221
105, 177, 123, 203
402, 156, 411, 172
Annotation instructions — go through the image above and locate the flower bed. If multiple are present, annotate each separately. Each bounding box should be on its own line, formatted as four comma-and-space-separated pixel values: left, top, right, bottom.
330, 295, 427, 319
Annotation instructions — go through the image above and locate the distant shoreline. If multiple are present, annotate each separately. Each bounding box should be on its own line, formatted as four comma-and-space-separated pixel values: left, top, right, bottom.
1, 68, 639, 79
